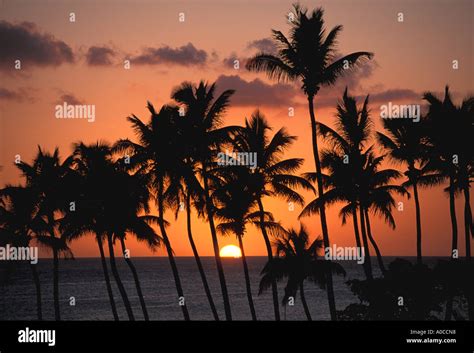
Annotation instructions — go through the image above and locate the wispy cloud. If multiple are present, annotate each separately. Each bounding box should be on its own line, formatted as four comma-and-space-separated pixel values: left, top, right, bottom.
0, 87, 35, 102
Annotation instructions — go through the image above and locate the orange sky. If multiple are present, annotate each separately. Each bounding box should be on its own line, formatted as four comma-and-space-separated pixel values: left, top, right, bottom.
0, 0, 472, 257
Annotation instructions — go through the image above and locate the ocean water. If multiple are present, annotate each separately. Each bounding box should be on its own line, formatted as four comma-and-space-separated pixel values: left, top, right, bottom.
0, 256, 437, 321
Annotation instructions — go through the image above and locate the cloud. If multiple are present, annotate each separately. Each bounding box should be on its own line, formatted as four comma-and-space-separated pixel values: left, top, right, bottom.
222, 52, 247, 69
246, 38, 277, 54
0, 87, 35, 102
0, 21, 74, 70
362, 89, 421, 103
56, 93, 84, 105
215, 75, 300, 107
131, 43, 207, 66
86, 46, 116, 66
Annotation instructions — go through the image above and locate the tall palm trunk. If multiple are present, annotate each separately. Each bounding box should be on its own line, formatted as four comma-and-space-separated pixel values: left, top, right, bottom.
48, 214, 61, 321
449, 175, 458, 257
412, 181, 423, 264
202, 170, 232, 320
119, 237, 149, 320
463, 186, 471, 260
308, 96, 337, 321
463, 185, 474, 320
97, 237, 119, 321
107, 233, 135, 320
157, 179, 190, 321
358, 204, 373, 280
29, 263, 42, 320
257, 197, 280, 320
300, 282, 312, 321
364, 209, 386, 275
52, 248, 60, 320
237, 233, 257, 320
351, 208, 362, 249
445, 174, 458, 321
185, 192, 219, 320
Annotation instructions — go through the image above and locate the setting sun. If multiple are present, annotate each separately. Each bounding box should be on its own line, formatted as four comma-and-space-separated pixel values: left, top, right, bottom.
219, 245, 242, 258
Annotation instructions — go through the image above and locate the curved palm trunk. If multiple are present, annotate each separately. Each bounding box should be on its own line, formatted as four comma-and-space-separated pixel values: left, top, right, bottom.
107, 233, 135, 320
97, 237, 119, 321
119, 238, 149, 321
445, 175, 458, 321
351, 208, 362, 249
52, 248, 61, 320
185, 193, 219, 320
449, 175, 458, 257
412, 181, 423, 265
463, 186, 471, 260
157, 179, 190, 321
237, 234, 257, 321
257, 197, 280, 321
462, 186, 474, 320
300, 282, 312, 321
202, 170, 232, 320
29, 263, 42, 320
358, 205, 373, 280
364, 209, 386, 275
308, 96, 337, 321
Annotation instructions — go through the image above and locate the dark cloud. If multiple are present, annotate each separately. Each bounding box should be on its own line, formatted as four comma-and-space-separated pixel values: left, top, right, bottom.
215, 75, 300, 107
246, 38, 277, 54
362, 89, 421, 103
131, 43, 207, 66
56, 93, 83, 105
222, 52, 247, 69
0, 21, 74, 70
86, 46, 116, 66
0, 87, 34, 102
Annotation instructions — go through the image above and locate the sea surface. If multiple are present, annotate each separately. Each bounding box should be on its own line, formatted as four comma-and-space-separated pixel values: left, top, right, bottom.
0, 256, 443, 320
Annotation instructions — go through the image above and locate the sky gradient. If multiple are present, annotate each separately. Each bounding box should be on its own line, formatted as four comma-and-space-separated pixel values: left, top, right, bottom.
0, 0, 472, 257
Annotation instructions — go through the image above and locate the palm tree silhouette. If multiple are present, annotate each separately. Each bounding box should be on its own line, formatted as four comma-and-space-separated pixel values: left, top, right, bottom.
246, 4, 372, 320
214, 168, 260, 320
171, 81, 240, 320
16, 147, 74, 320
259, 225, 345, 320
67, 141, 157, 320
114, 155, 162, 321
377, 118, 444, 264
360, 151, 408, 276
231, 110, 312, 320
301, 90, 407, 277
115, 104, 191, 320
0, 185, 48, 320
424, 87, 473, 260
165, 165, 219, 321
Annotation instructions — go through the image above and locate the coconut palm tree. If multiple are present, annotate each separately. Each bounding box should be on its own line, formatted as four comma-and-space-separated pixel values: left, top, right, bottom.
300, 90, 407, 278
214, 168, 259, 320
301, 90, 375, 278
423, 87, 473, 261
259, 225, 345, 320
163, 167, 220, 320
15, 147, 74, 320
0, 185, 48, 320
68, 142, 162, 320
115, 104, 191, 320
360, 151, 408, 276
377, 118, 444, 264
230, 110, 312, 320
171, 81, 240, 320
246, 4, 373, 319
